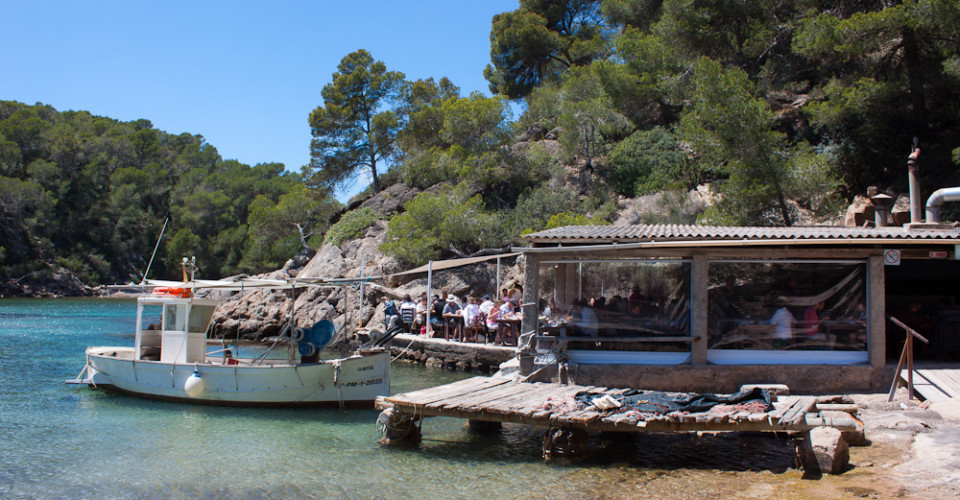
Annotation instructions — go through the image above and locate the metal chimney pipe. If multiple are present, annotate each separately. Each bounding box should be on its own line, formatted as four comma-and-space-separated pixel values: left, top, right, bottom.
871, 193, 893, 227
907, 146, 922, 223
925, 187, 960, 223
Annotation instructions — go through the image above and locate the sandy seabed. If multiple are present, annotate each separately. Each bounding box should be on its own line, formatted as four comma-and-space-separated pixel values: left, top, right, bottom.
553, 389, 960, 500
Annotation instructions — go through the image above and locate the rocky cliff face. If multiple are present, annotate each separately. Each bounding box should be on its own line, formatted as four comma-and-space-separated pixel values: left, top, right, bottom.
0, 266, 94, 298
209, 187, 525, 345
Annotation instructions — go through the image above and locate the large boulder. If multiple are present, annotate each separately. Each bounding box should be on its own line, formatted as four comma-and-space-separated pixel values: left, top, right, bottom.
798, 426, 850, 475
844, 195, 875, 227
358, 183, 421, 216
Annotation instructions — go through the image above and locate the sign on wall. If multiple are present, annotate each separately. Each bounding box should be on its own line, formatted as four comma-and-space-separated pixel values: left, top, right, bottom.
883, 249, 901, 266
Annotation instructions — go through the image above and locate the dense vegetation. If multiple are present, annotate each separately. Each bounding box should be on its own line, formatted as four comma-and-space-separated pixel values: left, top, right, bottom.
315, 0, 960, 264
4, 0, 960, 290
0, 101, 340, 285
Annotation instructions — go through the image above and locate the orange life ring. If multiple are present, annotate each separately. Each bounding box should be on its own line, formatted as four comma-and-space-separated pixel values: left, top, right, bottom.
152, 287, 192, 298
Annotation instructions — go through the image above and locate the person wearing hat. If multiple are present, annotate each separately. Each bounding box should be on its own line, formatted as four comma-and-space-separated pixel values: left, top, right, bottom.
442, 294, 463, 340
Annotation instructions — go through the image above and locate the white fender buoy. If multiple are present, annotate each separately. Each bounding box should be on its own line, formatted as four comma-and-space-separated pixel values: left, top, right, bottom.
184, 368, 204, 398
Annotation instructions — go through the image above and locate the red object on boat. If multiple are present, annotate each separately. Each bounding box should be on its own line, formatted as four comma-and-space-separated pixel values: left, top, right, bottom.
152, 287, 192, 298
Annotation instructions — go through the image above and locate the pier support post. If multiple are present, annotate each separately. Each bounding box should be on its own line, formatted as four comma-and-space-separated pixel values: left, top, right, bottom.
376, 407, 422, 447
542, 428, 589, 461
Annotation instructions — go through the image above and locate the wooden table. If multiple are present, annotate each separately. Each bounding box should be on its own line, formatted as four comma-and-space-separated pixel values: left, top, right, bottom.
496, 316, 522, 346
443, 313, 464, 341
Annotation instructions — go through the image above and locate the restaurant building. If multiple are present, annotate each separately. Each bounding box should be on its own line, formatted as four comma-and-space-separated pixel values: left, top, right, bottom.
515, 224, 960, 393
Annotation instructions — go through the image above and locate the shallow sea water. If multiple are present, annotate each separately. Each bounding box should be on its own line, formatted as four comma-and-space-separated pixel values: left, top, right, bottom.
0, 298, 801, 499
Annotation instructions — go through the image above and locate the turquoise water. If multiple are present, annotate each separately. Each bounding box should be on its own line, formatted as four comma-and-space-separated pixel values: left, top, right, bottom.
0, 298, 796, 499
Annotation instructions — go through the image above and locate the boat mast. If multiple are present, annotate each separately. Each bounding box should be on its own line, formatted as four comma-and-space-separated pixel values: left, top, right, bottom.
140, 217, 168, 287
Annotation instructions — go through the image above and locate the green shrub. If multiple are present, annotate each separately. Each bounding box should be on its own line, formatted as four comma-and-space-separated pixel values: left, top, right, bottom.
607, 126, 707, 197
324, 207, 380, 247
380, 183, 493, 265
543, 212, 602, 230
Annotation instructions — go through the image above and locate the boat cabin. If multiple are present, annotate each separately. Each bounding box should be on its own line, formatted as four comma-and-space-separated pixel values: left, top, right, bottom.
134, 295, 218, 363
516, 224, 960, 393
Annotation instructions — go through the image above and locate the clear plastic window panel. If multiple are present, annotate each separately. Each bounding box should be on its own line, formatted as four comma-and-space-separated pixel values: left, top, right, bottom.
538, 260, 692, 352
708, 262, 867, 351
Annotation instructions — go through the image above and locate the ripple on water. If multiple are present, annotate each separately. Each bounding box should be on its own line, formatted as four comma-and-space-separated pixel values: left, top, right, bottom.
1, 299, 802, 499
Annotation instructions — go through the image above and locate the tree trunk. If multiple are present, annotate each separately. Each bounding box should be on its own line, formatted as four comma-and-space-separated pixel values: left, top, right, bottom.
774, 180, 792, 226
369, 155, 380, 194
295, 223, 312, 251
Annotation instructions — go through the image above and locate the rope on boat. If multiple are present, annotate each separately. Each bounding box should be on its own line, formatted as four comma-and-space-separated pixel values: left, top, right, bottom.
390, 336, 419, 363
333, 361, 344, 411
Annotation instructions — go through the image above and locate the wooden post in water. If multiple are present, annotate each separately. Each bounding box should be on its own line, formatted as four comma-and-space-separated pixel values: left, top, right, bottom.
542, 428, 589, 461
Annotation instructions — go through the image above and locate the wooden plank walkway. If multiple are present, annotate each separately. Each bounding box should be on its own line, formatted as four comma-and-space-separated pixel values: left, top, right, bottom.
376, 377, 859, 434
905, 367, 960, 402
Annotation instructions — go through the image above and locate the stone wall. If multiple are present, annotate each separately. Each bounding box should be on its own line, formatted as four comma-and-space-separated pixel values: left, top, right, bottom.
387, 334, 516, 372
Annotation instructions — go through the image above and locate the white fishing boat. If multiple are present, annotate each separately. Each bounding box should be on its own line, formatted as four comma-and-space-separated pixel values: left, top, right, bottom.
68, 263, 390, 407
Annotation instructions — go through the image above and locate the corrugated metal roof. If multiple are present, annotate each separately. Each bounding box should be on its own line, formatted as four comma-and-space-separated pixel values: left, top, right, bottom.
521, 224, 960, 244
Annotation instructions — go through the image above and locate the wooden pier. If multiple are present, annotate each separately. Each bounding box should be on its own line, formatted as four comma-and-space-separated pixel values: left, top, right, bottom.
376, 376, 860, 433
904, 364, 960, 402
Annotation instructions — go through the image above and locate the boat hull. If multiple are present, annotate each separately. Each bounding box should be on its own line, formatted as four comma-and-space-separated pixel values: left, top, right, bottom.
83, 347, 390, 407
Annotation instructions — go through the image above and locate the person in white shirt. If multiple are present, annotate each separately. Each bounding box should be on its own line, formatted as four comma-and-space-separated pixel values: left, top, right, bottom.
570, 298, 598, 337
769, 299, 796, 348
479, 295, 495, 316
509, 285, 523, 305
461, 296, 481, 342
414, 295, 429, 335
398, 294, 417, 332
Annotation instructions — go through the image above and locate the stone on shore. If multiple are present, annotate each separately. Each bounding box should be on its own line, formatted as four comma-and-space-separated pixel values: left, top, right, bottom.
799, 426, 850, 475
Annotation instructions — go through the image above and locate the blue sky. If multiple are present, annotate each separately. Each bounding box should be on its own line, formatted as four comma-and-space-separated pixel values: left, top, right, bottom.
0, 0, 518, 201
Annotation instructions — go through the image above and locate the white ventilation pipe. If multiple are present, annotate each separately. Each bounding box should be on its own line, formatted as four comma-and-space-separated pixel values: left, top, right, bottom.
925, 187, 960, 223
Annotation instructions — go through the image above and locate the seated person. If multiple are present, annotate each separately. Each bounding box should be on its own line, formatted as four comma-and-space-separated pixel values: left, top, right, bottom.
769, 299, 796, 348
802, 301, 826, 341
485, 305, 500, 338
541, 298, 560, 324
461, 296, 481, 342
495, 299, 520, 346
382, 297, 400, 330
569, 298, 598, 338
398, 294, 417, 332
509, 285, 523, 305
414, 296, 430, 335
429, 295, 444, 336
499, 298, 516, 317
479, 294, 495, 316
442, 295, 463, 339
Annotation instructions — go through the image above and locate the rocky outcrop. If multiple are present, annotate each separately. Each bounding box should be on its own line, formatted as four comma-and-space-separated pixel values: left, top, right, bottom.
357, 182, 421, 216
0, 265, 94, 298
209, 214, 524, 345
614, 185, 715, 225
844, 194, 875, 227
